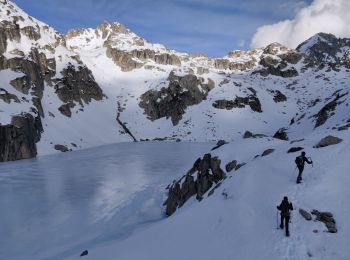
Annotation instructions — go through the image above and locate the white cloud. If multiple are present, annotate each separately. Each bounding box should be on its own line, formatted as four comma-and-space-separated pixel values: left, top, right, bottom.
250, 0, 350, 49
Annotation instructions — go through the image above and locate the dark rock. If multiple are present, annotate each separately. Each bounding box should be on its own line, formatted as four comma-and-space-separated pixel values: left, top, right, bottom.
273, 128, 288, 141
54, 144, 69, 152
235, 163, 246, 170
314, 135, 342, 148
213, 95, 262, 113
243, 131, 253, 139
297, 33, 350, 65
311, 209, 337, 233
299, 208, 312, 221
315, 92, 347, 128
164, 153, 226, 216
139, 72, 214, 126
273, 90, 287, 102
261, 149, 274, 156
54, 65, 103, 106
225, 160, 237, 172
211, 139, 228, 150
0, 113, 42, 162
0, 88, 20, 103
287, 147, 304, 153
80, 250, 88, 257
58, 103, 74, 117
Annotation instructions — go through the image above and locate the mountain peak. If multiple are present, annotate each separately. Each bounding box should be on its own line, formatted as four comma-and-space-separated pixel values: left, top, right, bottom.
296, 32, 350, 64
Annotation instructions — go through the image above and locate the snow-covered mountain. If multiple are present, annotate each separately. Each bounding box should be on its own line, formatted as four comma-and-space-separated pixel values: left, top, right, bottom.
1, 1, 350, 259
1, 0, 349, 162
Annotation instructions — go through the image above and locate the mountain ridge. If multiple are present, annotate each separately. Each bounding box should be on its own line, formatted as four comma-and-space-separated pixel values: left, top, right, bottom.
1, 0, 350, 162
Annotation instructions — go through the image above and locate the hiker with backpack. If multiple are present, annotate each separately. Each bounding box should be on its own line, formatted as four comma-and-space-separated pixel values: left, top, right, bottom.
277, 196, 293, 237
295, 151, 312, 184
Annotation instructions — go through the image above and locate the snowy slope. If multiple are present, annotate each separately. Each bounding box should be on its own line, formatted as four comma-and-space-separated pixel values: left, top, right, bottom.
65, 132, 350, 260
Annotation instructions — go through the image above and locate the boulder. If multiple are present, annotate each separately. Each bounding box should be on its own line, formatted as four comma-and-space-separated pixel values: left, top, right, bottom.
299, 208, 312, 221
80, 250, 88, 257
314, 135, 342, 148
243, 131, 253, 139
54, 144, 69, 152
225, 160, 237, 172
311, 209, 337, 233
273, 128, 288, 141
261, 149, 274, 157
273, 90, 287, 102
287, 147, 304, 153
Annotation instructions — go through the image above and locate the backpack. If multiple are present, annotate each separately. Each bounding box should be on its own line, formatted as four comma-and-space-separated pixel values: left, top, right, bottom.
295, 156, 303, 167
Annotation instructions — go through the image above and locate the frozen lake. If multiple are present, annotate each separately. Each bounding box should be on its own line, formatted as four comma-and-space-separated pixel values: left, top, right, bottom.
0, 142, 212, 259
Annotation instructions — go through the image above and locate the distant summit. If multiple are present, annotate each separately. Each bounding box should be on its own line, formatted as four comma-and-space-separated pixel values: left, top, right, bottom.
297, 32, 350, 64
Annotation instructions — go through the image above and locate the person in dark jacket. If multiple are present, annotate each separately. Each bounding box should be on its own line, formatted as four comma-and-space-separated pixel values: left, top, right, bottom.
277, 196, 293, 237
295, 151, 312, 184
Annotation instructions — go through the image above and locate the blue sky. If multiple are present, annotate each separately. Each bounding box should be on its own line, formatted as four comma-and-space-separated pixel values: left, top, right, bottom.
12, 0, 312, 57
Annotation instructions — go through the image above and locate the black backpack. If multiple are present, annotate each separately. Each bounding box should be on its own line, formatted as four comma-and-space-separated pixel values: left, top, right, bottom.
295, 156, 303, 167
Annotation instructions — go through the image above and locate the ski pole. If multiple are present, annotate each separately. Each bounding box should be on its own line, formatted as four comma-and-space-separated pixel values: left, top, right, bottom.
276, 210, 279, 229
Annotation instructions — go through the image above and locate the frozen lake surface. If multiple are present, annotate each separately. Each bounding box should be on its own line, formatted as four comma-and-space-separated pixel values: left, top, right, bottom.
0, 142, 212, 259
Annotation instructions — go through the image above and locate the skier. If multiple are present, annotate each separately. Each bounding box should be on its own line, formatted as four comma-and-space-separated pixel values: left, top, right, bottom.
295, 151, 312, 184
277, 196, 293, 237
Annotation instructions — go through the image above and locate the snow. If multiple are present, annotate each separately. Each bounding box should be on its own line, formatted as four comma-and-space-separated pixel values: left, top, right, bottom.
62, 135, 350, 260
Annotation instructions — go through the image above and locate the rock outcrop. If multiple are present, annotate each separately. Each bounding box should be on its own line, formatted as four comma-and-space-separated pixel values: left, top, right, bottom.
139, 72, 214, 125
314, 92, 347, 128
213, 95, 262, 113
0, 113, 42, 162
54, 65, 104, 106
254, 43, 302, 77
164, 153, 226, 216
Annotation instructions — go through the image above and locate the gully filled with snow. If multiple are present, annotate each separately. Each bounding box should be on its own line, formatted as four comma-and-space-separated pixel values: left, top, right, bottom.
0, 142, 212, 259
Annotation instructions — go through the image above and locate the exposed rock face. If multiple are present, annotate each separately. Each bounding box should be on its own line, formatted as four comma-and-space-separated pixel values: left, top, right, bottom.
0, 113, 42, 162
314, 92, 347, 128
213, 95, 262, 113
139, 72, 214, 125
54, 65, 103, 106
311, 209, 337, 233
299, 208, 312, 221
213, 51, 256, 71
105, 45, 181, 72
255, 43, 302, 77
314, 135, 342, 148
164, 153, 226, 216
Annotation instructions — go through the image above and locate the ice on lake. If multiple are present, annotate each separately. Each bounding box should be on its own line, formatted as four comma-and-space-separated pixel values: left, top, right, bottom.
0, 142, 212, 259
